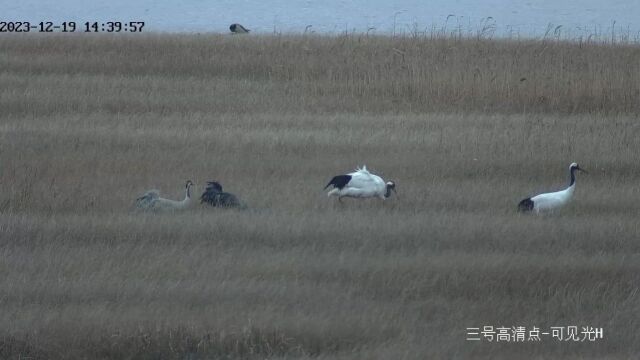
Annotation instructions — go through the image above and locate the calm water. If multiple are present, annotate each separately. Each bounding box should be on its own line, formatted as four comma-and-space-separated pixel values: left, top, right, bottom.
5, 0, 640, 39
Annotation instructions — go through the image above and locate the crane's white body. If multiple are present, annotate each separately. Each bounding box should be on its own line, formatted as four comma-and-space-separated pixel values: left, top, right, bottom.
325, 166, 396, 201
136, 181, 194, 212
519, 163, 584, 214
529, 184, 574, 213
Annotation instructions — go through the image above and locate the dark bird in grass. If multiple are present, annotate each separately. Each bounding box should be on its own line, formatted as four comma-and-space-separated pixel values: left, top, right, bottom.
229, 23, 250, 34
200, 181, 246, 209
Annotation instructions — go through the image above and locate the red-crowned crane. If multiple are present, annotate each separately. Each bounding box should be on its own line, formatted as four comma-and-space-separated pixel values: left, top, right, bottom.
135, 180, 194, 212
518, 162, 587, 214
324, 165, 397, 202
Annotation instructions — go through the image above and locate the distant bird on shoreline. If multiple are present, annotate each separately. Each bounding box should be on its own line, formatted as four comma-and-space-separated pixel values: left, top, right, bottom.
229, 24, 250, 34
135, 180, 194, 212
200, 181, 246, 209
518, 162, 586, 213
324, 165, 397, 202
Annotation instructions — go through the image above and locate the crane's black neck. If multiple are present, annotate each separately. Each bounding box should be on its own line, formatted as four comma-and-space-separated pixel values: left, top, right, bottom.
569, 167, 577, 186
385, 184, 392, 198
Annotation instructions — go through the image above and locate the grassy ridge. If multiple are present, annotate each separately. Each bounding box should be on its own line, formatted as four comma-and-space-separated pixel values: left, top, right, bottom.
2, 34, 640, 116
0, 34, 639, 359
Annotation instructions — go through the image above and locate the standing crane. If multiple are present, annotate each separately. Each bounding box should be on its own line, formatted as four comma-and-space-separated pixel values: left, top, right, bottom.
518, 162, 586, 213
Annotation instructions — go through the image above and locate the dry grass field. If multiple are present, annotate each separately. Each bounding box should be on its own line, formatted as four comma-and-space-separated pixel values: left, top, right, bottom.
0, 33, 639, 359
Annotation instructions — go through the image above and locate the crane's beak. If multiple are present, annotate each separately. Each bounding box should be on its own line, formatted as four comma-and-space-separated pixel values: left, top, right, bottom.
578, 167, 588, 174
392, 187, 399, 199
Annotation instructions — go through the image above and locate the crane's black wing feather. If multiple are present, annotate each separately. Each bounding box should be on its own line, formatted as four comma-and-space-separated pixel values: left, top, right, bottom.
206, 181, 223, 193
518, 198, 534, 212
324, 175, 351, 190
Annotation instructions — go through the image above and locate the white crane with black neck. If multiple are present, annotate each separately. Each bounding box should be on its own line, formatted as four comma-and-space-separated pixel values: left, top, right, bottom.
324, 165, 397, 202
518, 162, 586, 213
135, 180, 195, 212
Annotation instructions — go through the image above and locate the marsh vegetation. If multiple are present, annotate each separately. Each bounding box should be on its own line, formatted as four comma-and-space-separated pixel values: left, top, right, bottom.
0, 33, 639, 358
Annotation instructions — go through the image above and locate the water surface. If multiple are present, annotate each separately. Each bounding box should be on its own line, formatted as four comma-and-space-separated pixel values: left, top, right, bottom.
5, 0, 640, 39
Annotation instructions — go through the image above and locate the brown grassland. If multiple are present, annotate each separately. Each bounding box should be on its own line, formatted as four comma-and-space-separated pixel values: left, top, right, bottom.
0, 33, 639, 359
